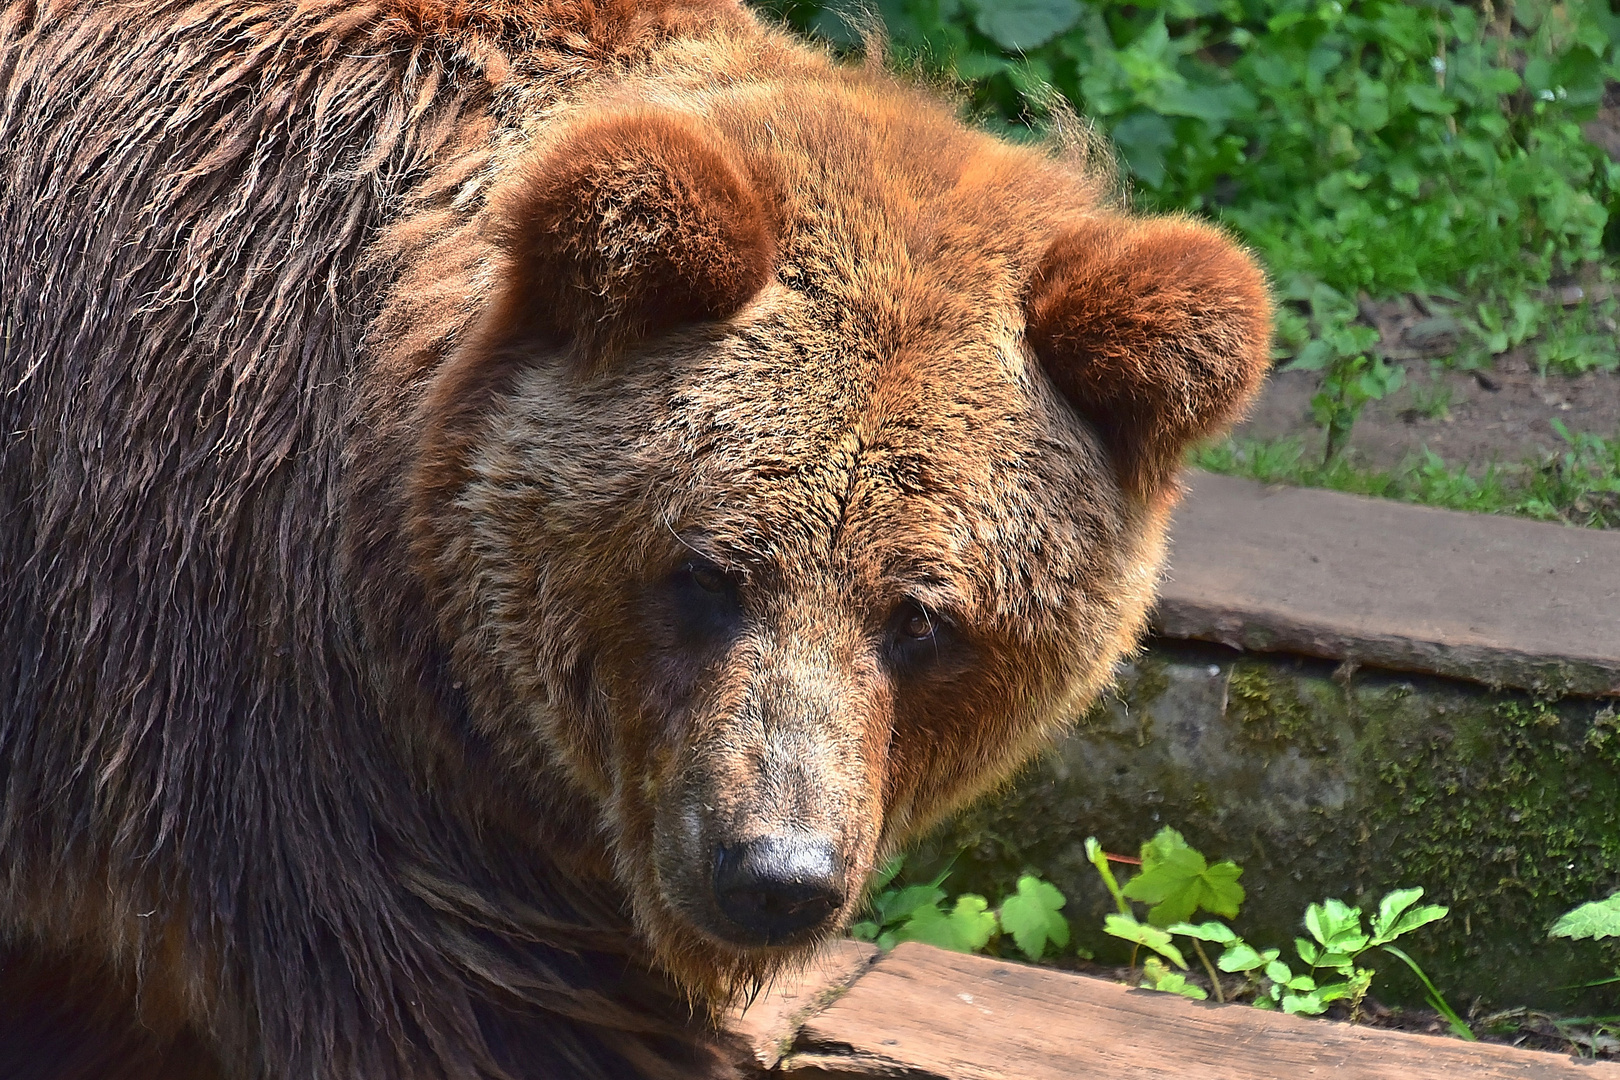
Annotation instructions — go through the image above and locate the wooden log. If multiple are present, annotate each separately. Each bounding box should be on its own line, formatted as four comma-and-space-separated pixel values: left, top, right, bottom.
766, 943, 1620, 1079
721, 939, 878, 1072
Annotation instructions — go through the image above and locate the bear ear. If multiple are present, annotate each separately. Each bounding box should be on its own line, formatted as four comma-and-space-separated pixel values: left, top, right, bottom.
488, 109, 776, 354
1025, 215, 1273, 498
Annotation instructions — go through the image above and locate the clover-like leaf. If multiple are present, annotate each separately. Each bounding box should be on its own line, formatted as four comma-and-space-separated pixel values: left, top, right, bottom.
1304, 899, 1367, 954
1122, 827, 1244, 926
1315, 981, 1355, 1005
999, 875, 1071, 961
1264, 959, 1294, 986
1369, 888, 1448, 944
1282, 990, 1329, 1015
1373, 888, 1424, 933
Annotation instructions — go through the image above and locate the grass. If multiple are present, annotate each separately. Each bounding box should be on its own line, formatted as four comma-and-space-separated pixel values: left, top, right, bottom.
1192, 425, 1620, 528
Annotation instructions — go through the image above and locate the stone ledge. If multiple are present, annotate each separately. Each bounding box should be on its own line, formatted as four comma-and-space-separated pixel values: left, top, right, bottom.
1155, 472, 1620, 696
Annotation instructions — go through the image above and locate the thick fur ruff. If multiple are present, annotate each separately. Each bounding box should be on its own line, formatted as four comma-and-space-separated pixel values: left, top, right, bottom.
0, 1, 1271, 1077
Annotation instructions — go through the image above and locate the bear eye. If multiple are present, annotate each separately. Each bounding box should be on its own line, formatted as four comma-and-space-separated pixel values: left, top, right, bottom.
885, 601, 953, 673
684, 561, 730, 594
669, 558, 743, 643
895, 603, 935, 642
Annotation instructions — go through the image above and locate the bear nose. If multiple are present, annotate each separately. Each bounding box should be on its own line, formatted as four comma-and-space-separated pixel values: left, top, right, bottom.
712, 835, 846, 944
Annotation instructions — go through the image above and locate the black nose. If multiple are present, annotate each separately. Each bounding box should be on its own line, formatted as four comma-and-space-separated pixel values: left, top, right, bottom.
712, 835, 846, 944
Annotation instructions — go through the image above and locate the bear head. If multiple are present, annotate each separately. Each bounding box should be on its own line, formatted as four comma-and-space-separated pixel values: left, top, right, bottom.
406, 76, 1270, 997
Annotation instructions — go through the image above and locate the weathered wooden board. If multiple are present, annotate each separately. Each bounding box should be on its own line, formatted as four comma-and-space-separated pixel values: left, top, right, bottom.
721, 940, 878, 1072
771, 943, 1620, 1079
1156, 471, 1620, 695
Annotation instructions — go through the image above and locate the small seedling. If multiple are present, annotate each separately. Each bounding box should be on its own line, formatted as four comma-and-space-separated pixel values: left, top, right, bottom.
1089, 827, 1466, 1034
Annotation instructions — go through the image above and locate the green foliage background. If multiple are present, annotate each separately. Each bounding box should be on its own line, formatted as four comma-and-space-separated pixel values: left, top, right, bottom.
751, 0, 1620, 373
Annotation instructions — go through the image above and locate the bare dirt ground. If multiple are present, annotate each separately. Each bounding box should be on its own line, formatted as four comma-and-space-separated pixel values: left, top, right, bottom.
1236, 308, 1620, 474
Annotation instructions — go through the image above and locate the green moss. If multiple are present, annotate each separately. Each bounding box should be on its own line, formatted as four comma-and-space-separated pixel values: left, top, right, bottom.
1355, 686, 1620, 1004
1227, 662, 1333, 755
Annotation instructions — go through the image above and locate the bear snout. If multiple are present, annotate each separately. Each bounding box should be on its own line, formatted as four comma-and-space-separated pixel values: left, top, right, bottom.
711, 834, 847, 945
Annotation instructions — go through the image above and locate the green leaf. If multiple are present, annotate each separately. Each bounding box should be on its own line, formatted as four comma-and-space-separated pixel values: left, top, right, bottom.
999, 875, 1071, 962
867, 854, 906, 895
1217, 943, 1276, 974
1383, 904, 1448, 943
1264, 959, 1293, 985
877, 884, 945, 926
1166, 921, 1238, 944
1281, 991, 1328, 1015
1105, 913, 1187, 969
1109, 111, 1175, 189
973, 0, 1082, 52
1550, 893, 1620, 941
896, 894, 998, 953
1371, 889, 1450, 944
1304, 900, 1367, 955
1314, 981, 1354, 1004
1372, 888, 1423, 934
1403, 83, 1455, 114
1141, 958, 1208, 1000
1122, 828, 1245, 926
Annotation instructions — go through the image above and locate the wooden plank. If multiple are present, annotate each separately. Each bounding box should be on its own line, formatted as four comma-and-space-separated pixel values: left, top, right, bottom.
1155, 472, 1620, 696
721, 939, 878, 1072
778, 943, 1620, 1079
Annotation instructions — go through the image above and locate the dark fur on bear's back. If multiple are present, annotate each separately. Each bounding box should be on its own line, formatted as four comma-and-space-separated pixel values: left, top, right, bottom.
0, 0, 1270, 1077
0, 2, 756, 1076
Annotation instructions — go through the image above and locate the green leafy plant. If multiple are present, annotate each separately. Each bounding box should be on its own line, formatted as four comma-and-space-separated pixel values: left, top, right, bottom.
851, 856, 1074, 962
1552, 891, 1620, 942
1087, 827, 1467, 1035
1277, 280, 1400, 463
1089, 828, 1242, 1002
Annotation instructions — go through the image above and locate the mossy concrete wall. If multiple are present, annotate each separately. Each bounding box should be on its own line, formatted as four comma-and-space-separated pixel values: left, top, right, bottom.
909, 642, 1620, 1011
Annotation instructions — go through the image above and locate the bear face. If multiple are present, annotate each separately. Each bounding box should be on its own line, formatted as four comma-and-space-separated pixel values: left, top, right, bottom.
407, 81, 1270, 994
0, 0, 1269, 1071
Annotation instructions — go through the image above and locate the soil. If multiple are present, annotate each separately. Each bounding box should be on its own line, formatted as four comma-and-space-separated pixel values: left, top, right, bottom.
1233, 83, 1620, 478
1233, 293, 1620, 476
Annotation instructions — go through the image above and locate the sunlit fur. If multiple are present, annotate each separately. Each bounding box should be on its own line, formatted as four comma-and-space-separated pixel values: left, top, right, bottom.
0, 0, 1270, 1077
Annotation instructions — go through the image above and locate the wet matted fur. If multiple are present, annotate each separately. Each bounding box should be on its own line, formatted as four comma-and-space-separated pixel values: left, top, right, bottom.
0, 1, 1271, 1077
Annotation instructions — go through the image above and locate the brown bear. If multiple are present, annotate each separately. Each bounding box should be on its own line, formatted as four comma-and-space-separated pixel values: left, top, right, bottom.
0, 0, 1271, 1077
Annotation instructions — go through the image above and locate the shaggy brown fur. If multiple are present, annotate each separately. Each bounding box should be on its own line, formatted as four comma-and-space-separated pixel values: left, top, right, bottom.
0, 0, 1270, 1077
